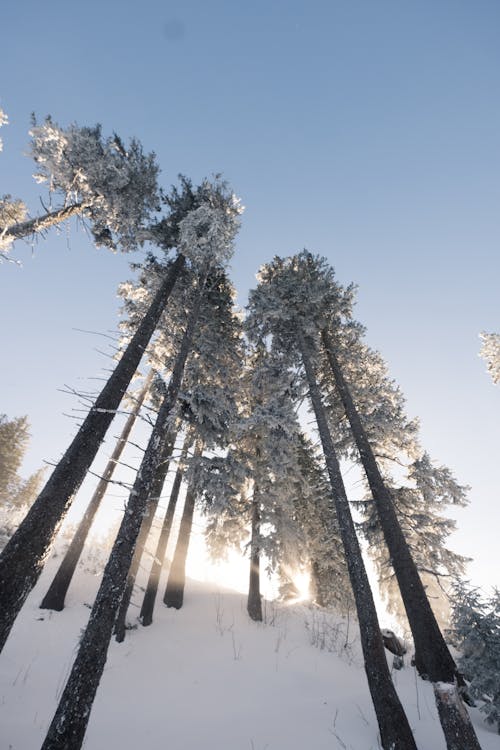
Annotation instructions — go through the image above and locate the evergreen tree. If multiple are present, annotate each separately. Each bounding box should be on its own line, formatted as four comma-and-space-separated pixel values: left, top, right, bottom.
116, 263, 243, 627
449, 582, 500, 733
0, 415, 44, 547
0, 176, 239, 653
247, 253, 423, 750
0, 252, 184, 652
41, 183, 241, 750
1, 116, 160, 253
0, 415, 31, 503
248, 250, 480, 750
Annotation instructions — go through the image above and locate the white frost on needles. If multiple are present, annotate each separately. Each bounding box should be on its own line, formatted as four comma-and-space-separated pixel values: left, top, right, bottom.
479, 332, 500, 385
0, 196, 26, 257
28, 116, 160, 251
178, 199, 242, 267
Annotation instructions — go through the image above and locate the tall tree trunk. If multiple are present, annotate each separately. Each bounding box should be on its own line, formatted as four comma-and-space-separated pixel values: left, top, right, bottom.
1, 202, 85, 242
321, 329, 482, 750
298, 332, 417, 750
0, 253, 185, 654
40, 371, 154, 611
247, 495, 263, 622
163, 440, 204, 610
113, 427, 177, 643
140, 432, 192, 626
309, 560, 326, 608
41, 265, 208, 750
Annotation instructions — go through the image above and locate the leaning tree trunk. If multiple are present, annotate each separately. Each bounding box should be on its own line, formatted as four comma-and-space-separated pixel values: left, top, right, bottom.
113, 426, 177, 643
321, 329, 482, 750
298, 332, 417, 750
40, 370, 154, 611
247, 495, 263, 622
140, 431, 192, 626
163, 440, 203, 610
1, 201, 86, 242
41, 264, 208, 750
0, 253, 185, 654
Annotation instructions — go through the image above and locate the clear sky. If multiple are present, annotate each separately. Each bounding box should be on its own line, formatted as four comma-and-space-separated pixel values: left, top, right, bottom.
1, 0, 499, 591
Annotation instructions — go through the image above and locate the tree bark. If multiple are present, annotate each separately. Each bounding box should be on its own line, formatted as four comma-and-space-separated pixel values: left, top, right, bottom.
1, 202, 85, 242
309, 560, 326, 608
113, 427, 176, 643
0, 254, 185, 654
140, 432, 192, 626
298, 332, 417, 750
321, 328, 482, 750
40, 265, 208, 750
40, 371, 154, 611
163, 440, 203, 610
247, 495, 263, 622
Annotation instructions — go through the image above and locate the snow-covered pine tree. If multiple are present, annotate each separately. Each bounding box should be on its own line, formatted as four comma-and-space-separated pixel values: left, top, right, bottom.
246, 252, 420, 750
116, 262, 244, 624
449, 582, 500, 733
242, 349, 305, 621
0, 176, 240, 654
255, 250, 480, 750
0, 415, 32, 506
1, 116, 160, 253
41, 181, 241, 750
160, 271, 244, 611
0, 415, 44, 547
115, 249, 243, 638
479, 332, 500, 384
200, 344, 310, 623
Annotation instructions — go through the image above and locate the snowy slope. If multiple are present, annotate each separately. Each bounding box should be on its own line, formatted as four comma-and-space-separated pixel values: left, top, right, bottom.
0, 560, 498, 750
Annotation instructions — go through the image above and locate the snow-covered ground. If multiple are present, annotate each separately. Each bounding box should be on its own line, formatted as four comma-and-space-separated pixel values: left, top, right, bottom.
0, 558, 498, 750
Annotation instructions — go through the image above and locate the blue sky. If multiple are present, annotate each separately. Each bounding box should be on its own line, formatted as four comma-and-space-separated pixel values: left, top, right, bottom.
1, 0, 499, 590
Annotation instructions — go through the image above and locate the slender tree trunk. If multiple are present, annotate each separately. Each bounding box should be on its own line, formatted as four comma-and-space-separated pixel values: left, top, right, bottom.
113, 427, 176, 643
1, 202, 85, 242
247, 495, 263, 622
40, 371, 154, 611
0, 254, 185, 654
163, 440, 203, 610
140, 432, 192, 626
41, 265, 208, 750
298, 332, 417, 750
309, 560, 326, 608
321, 329, 481, 750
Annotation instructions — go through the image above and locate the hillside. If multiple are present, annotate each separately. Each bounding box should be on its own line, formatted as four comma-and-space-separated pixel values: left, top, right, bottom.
0, 561, 497, 750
